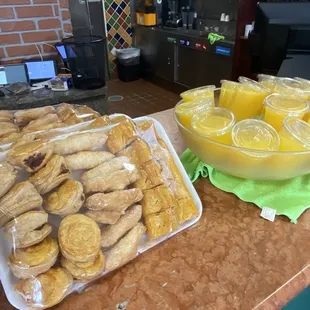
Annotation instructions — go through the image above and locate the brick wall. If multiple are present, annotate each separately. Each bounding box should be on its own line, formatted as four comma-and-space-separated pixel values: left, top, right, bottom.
0, 0, 72, 64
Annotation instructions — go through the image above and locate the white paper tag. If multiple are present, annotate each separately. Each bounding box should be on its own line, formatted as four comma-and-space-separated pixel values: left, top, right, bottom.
260, 207, 276, 222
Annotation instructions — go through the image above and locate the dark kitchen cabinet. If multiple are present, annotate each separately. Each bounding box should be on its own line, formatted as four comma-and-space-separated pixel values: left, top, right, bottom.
155, 40, 175, 82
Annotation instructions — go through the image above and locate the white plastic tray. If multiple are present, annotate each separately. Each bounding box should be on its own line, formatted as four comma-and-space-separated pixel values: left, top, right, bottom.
0, 116, 203, 310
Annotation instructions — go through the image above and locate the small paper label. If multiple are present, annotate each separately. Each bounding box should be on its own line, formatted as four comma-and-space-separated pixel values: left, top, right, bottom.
260, 207, 276, 222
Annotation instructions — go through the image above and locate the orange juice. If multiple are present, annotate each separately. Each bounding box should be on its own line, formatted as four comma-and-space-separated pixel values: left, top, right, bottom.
264, 94, 309, 131
180, 85, 216, 103
257, 74, 278, 92
191, 107, 235, 144
232, 119, 280, 153
274, 78, 310, 100
219, 80, 270, 121
279, 117, 310, 151
175, 98, 213, 129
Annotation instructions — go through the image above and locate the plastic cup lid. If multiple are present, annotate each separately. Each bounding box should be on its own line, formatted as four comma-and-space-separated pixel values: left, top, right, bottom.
238, 76, 270, 93
175, 98, 213, 115
283, 117, 310, 147
232, 119, 280, 151
257, 74, 277, 82
191, 107, 235, 137
264, 94, 309, 113
275, 78, 307, 91
181, 85, 216, 98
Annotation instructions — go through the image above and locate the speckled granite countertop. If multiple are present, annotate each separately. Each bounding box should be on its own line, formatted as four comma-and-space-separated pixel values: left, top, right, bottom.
0, 109, 309, 310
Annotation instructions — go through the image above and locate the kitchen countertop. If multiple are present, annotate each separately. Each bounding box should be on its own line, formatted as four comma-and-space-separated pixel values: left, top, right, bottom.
1, 109, 310, 310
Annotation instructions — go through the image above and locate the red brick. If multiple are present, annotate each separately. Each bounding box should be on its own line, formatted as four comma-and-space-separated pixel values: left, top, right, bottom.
0, 34, 20, 45
33, 0, 57, 3
54, 4, 59, 16
42, 42, 58, 53
22, 30, 58, 43
0, 21, 36, 32
1, 0, 30, 4
38, 18, 61, 29
59, 0, 69, 8
0, 7, 14, 19
0, 48, 5, 59
6, 45, 39, 58
16, 6, 53, 18
61, 10, 71, 21
63, 23, 72, 33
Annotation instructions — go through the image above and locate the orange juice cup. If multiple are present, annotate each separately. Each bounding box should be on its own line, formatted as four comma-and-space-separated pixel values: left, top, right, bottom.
264, 94, 309, 131
180, 85, 216, 103
257, 74, 278, 91
279, 117, 310, 151
232, 119, 280, 155
218, 80, 239, 110
274, 78, 310, 99
191, 107, 235, 144
175, 98, 214, 129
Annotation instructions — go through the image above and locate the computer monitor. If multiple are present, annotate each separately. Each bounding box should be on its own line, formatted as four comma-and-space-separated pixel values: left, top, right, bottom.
250, 3, 310, 75
25, 60, 57, 83
0, 64, 29, 86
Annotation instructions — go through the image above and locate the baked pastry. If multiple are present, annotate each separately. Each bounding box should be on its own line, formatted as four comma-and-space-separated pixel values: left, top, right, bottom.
0, 161, 17, 199
105, 223, 146, 271
176, 197, 198, 224
56, 103, 75, 121
0, 132, 22, 145
59, 214, 101, 262
138, 120, 160, 144
0, 110, 13, 122
22, 113, 60, 133
117, 138, 152, 166
65, 151, 115, 171
0, 122, 19, 138
145, 207, 179, 239
4, 211, 52, 248
83, 165, 140, 194
85, 188, 143, 213
61, 251, 105, 281
9, 237, 59, 279
44, 180, 85, 217
75, 105, 101, 120
110, 115, 128, 124
142, 184, 177, 217
134, 159, 164, 190
63, 113, 81, 125
29, 155, 70, 194
81, 156, 130, 183
14, 106, 56, 126
83, 116, 111, 130
85, 210, 122, 225
53, 132, 107, 155
106, 119, 138, 153
101, 204, 142, 248
15, 267, 73, 309
7, 140, 54, 173
0, 181, 43, 227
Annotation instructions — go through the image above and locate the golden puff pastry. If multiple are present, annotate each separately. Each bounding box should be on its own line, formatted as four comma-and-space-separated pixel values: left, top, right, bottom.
117, 138, 152, 166
0, 110, 14, 122
85, 210, 122, 224
142, 184, 177, 217
59, 214, 101, 262
0, 132, 22, 145
85, 188, 143, 213
56, 103, 75, 121
176, 197, 198, 224
61, 251, 105, 281
22, 113, 60, 133
0, 181, 43, 228
65, 151, 115, 171
53, 132, 107, 155
63, 113, 81, 125
110, 115, 128, 124
106, 119, 138, 153
9, 237, 59, 279
83, 165, 140, 194
0, 161, 17, 199
75, 105, 101, 120
15, 267, 73, 309
138, 120, 160, 144
101, 204, 142, 248
81, 156, 130, 183
134, 159, 164, 191
14, 106, 56, 126
29, 154, 70, 194
105, 223, 146, 271
4, 211, 51, 248
82, 115, 111, 131
7, 140, 54, 173
44, 180, 85, 217
145, 207, 179, 240
0, 122, 19, 138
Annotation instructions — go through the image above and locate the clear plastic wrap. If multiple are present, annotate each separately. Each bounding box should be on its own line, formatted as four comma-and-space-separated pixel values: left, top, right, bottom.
0, 116, 202, 309
180, 85, 216, 102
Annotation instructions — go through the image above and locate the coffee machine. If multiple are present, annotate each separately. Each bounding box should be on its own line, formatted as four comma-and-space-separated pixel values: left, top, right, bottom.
162, 0, 182, 28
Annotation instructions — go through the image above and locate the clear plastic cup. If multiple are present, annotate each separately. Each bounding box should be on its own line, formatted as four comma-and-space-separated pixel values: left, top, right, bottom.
279, 117, 310, 151
295, 77, 310, 90
175, 98, 214, 129
232, 119, 280, 154
191, 107, 235, 144
257, 74, 278, 91
264, 94, 309, 131
274, 78, 310, 99
180, 85, 216, 103
219, 79, 270, 121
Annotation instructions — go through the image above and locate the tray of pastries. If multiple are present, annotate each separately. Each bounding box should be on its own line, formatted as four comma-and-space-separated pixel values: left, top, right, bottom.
0, 116, 202, 309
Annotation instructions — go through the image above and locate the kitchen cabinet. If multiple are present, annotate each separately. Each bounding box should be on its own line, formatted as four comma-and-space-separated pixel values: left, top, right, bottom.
155, 40, 175, 81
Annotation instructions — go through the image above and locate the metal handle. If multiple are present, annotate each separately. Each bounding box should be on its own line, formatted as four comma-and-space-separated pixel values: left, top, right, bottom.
168, 58, 171, 65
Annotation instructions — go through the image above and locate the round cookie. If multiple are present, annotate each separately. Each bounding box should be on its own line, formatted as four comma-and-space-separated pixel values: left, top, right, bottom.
59, 214, 101, 262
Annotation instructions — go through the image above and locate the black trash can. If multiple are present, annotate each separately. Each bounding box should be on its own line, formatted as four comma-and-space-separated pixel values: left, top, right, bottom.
116, 48, 140, 82
62, 36, 106, 90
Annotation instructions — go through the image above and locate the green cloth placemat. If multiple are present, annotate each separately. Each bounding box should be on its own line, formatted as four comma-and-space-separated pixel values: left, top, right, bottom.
180, 149, 310, 223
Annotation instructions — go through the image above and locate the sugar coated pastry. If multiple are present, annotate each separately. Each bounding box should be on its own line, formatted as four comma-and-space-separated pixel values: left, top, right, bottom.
14, 106, 56, 126
85, 210, 122, 225
0, 161, 17, 199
